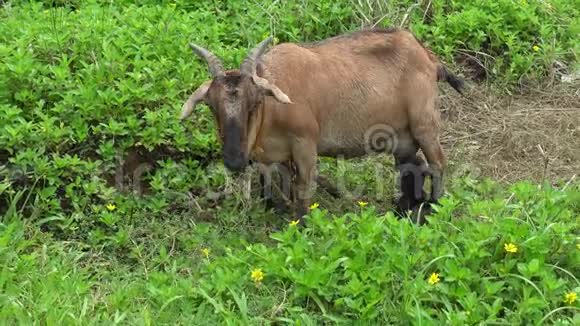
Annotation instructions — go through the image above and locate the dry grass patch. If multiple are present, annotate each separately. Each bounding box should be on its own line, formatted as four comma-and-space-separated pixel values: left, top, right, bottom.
441, 81, 579, 185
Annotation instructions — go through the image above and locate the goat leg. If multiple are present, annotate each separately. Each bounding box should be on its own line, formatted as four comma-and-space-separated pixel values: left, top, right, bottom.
394, 155, 428, 224
291, 141, 318, 225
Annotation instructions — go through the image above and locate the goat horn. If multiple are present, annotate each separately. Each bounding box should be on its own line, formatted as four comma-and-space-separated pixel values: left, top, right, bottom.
189, 43, 225, 78
240, 37, 272, 76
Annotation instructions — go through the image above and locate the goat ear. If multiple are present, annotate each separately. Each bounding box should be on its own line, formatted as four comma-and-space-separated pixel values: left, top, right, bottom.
252, 75, 292, 104
180, 80, 212, 120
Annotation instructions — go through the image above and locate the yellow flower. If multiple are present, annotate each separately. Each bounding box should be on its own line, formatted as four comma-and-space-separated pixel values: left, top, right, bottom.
357, 201, 368, 207
504, 243, 518, 253
201, 248, 210, 258
564, 292, 577, 305
106, 203, 116, 211
309, 202, 320, 210
289, 220, 300, 227
532, 45, 540, 52
251, 268, 264, 283
428, 272, 440, 285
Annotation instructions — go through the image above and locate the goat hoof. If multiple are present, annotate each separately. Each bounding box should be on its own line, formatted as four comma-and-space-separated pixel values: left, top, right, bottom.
292, 208, 308, 225
393, 199, 433, 226
264, 198, 274, 209
274, 202, 291, 215
409, 201, 435, 225
393, 196, 415, 217
264, 198, 291, 215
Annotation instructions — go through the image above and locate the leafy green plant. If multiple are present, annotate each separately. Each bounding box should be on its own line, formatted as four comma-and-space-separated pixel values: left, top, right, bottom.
408, 0, 578, 84
193, 179, 579, 323
0, 1, 578, 324
1, 0, 577, 236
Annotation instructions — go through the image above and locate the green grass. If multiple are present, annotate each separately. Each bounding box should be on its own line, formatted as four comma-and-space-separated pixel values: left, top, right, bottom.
1, 0, 579, 324
1, 178, 579, 324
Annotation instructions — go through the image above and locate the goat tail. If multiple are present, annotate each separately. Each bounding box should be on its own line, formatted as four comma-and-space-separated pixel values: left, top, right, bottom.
437, 65, 465, 95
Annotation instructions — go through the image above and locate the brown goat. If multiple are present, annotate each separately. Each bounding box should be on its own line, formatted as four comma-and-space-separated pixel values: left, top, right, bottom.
180, 27, 464, 224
